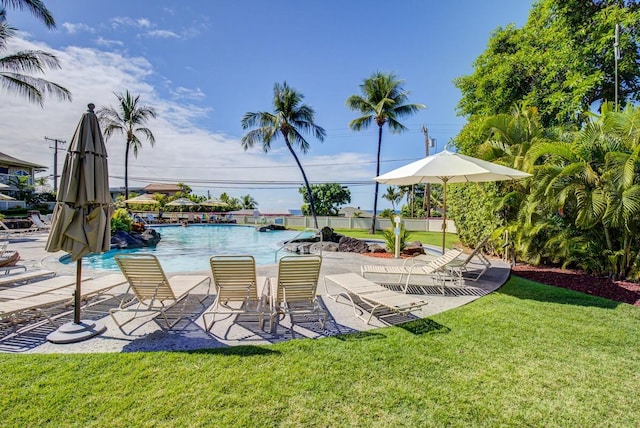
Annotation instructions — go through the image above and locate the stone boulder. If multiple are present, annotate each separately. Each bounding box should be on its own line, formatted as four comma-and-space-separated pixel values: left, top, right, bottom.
138, 228, 161, 247
338, 236, 369, 253
320, 226, 344, 243
111, 230, 144, 249
256, 224, 287, 232
403, 241, 426, 256
367, 243, 387, 253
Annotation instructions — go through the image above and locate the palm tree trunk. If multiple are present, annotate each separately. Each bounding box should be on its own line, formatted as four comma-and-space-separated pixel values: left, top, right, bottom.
284, 137, 318, 229
370, 126, 383, 234
124, 141, 131, 200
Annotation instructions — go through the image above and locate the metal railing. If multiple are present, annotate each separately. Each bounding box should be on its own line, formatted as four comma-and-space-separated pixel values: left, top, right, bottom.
274, 227, 322, 262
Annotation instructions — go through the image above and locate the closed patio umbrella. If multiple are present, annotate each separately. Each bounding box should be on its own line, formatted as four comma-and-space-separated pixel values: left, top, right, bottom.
45, 104, 112, 343
375, 150, 531, 253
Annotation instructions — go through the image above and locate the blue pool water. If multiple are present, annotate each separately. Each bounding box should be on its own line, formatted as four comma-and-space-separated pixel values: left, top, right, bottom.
61, 224, 306, 272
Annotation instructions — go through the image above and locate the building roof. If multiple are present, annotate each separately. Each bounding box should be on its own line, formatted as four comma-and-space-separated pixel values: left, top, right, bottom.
143, 183, 182, 193
0, 151, 47, 171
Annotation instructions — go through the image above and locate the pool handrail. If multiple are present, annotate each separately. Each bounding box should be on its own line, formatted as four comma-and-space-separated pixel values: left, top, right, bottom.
275, 228, 322, 262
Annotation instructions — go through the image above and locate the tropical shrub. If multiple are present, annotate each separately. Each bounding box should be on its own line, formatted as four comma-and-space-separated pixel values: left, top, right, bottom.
381, 224, 411, 254
110, 208, 132, 233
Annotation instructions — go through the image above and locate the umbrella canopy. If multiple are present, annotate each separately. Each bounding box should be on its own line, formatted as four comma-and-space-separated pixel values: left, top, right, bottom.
123, 194, 159, 205
0, 193, 14, 200
166, 197, 199, 207
45, 103, 111, 341
0, 183, 9, 189
200, 198, 228, 207
375, 150, 531, 252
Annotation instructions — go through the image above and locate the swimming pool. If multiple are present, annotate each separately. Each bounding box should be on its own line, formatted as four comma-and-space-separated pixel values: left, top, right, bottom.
61, 224, 305, 272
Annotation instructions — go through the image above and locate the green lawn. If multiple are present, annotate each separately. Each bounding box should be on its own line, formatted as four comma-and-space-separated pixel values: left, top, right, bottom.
292, 227, 461, 249
1, 276, 639, 426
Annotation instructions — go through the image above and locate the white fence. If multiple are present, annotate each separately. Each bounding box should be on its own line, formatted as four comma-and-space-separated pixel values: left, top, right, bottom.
233, 215, 457, 233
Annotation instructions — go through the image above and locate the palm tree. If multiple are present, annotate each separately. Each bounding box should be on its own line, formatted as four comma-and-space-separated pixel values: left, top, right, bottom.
346, 71, 425, 233
241, 81, 326, 229
1, 0, 56, 28
98, 91, 156, 200
0, 8, 70, 105
382, 186, 402, 212
241, 194, 257, 209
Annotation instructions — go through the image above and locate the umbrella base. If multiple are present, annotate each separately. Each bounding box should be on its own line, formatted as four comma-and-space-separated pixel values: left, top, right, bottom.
46, 320, 107, 344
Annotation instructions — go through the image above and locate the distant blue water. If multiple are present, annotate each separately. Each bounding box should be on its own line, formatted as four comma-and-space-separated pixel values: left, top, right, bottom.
288, 209, 382, 215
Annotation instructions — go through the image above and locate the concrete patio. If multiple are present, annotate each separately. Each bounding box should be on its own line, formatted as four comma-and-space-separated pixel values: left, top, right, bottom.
0, 232, 510, 353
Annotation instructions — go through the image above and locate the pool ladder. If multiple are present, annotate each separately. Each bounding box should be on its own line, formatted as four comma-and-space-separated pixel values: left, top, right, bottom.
274, 228, 322, 262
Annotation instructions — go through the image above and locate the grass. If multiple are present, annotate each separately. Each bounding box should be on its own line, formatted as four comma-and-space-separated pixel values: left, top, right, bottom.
1, 276, 639, 426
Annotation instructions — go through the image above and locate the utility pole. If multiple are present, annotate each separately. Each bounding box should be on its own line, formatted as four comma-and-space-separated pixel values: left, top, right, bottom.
45, 137, 66, 193
421, 125, 432, 218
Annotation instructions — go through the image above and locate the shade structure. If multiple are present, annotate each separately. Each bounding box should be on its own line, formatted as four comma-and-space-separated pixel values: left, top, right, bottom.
123, 194, 159, 205
374, 150, 531, 252
0, 193, 14, 200
45, 103, 112, 343
200, 198, 228, 207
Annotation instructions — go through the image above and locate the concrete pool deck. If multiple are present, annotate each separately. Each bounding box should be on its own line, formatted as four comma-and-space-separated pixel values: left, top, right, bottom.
0, 232, 511, 354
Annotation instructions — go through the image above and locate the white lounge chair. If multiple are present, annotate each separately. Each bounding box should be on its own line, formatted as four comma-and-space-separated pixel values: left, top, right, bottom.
361, 249, 464, 293
265, 255, 325, 334
202, 255, 266, 331
0, 269, 56, 287
323, 273, 429, 325
0, 220, 38, 235
111, 254, 211, 331
0, 274, 128, 328
447, 236, 492, 282
28, 214, 51, 231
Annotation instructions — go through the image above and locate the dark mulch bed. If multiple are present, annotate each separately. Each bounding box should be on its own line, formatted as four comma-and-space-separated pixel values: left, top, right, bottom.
511, 264, 640, 307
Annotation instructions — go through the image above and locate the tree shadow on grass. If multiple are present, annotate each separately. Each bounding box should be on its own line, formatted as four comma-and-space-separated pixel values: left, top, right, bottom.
397, 318, 451, 335
499, 275, 622, 310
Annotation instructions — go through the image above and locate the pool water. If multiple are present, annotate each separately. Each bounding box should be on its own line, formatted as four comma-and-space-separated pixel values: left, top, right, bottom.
61, 224, 305, 272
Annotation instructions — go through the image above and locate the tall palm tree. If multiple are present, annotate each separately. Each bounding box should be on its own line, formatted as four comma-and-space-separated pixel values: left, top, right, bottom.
241, 81, 326, 229
98, 91, 156, 200
346, 71, 425, 233
0, 8, 70, 105
382, 186, 402, 212
241, 194, 257, 209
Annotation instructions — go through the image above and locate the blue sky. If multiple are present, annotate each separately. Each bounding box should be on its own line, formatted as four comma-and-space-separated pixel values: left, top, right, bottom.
3, 1, 533, 211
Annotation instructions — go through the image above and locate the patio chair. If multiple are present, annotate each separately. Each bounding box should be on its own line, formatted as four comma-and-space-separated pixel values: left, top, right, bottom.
202, 255, 266, 331
323, 273, 429, 325
361, 248, 463, 294
28, 214, 51, 231
447, 236, 492, 282
0, 269, 55, 287
111, 254, 211, 331
0, 274, 127, 329
0, 220, 38, 234
265, 255, 325, 334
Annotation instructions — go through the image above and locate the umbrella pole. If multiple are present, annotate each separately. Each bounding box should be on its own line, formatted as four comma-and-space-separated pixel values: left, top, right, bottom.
74, 259, 82, 324
441, 179, 448, 254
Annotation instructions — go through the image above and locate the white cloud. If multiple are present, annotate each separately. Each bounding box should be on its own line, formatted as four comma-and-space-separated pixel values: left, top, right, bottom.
170, 86, 206, 101
61, 22, 95, 34
1, 37, 376, 210
145, 29, 179, 39
137, 18, 151, 28
95, 37, 124, 48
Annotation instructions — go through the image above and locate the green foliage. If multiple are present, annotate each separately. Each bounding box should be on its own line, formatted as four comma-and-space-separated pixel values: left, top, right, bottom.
381, 224, 411, 254
110, 208, 132, 233
448, 183, 504, 252
298, 183, 350, 216
454, 0, 640, 127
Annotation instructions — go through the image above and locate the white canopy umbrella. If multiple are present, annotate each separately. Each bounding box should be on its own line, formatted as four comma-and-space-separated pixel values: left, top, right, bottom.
375, 150, 531, 252
166, 197, 199, 207
200, 198, 228, 208
123, 194, 159, 205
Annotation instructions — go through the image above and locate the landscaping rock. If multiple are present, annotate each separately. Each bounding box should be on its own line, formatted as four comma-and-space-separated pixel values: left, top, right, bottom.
368, 243, 387, 253
338, 236, 369, 253
403, 241, 426, 256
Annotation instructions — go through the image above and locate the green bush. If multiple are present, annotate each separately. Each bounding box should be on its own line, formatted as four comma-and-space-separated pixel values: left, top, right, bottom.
382, 224, 411, 254
111, 208, 132, 234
